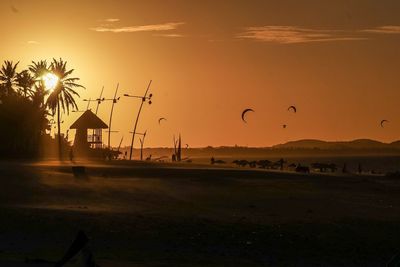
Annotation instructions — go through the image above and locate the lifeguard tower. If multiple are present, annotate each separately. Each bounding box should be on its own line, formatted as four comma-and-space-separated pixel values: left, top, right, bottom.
70, 110, 108, 157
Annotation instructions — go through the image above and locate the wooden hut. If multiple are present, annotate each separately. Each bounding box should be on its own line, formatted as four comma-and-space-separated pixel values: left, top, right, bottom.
70, 110, 108, 156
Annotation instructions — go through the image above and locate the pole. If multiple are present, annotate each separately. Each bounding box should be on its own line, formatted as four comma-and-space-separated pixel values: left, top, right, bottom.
57, 98, 62, 160
117, 136, 123, 158
85, 98, 92, 110
140, 131, 147, 161
93, 86, 104, 147
108, 83, 119, 151
129, 80, 152, 160
95, 86, 104, 115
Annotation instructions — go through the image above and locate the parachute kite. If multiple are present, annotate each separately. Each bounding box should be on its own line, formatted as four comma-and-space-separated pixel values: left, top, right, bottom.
241, 108, 254, 123
288, 105, 297, 113
380, 119, 388, 128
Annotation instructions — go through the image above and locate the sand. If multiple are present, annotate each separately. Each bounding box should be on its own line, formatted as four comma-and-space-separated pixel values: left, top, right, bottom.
0, 160, 400, 266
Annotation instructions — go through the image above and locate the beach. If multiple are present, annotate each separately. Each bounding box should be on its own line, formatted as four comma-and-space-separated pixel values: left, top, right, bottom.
1, 161, 400, 266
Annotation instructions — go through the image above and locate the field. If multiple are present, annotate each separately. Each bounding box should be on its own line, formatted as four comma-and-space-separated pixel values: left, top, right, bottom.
1, 160, 400, 266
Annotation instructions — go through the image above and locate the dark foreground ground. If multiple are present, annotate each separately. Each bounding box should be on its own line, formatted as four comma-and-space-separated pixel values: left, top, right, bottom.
1, 161, 400, 266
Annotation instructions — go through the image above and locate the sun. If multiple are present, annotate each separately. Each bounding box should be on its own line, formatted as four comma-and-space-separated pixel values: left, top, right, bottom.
42, 72, 59, 91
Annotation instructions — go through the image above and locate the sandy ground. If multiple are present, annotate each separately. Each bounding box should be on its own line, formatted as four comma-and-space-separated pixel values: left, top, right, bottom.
1, 160, 400, 266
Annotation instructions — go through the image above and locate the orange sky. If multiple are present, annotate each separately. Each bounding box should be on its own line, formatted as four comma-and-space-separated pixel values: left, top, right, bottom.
1, 0, 400, 147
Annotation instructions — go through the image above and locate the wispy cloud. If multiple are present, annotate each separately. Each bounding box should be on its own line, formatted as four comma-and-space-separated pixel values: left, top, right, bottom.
237, 26, 366, 44
362, 25, 400, 34
104, 18, 120, 23
27, 40, 39, 45
154, 33, 184, 38
91, 22, 185, 33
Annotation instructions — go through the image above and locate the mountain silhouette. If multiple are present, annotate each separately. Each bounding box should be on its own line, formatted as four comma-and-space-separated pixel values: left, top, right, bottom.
273, 139, 399, 150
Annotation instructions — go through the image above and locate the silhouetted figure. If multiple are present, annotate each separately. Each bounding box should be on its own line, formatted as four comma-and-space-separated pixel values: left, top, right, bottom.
69, 148, 74, 162
295, 164, 310, 173
279, 158, 285, 170
211, 157, 215, 164
311, 163, 337, 173
257, 160, 271, 169
172, 154, 176, 162
249, 161, 257, 168
342, 163, 347, 173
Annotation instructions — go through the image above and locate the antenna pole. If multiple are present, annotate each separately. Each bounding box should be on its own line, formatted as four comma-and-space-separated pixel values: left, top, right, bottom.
129, 80, 152, 160
117, 136, 124, 157
85, 98, 91, 110
95, 86, 104, 115
108, 83, 119, 151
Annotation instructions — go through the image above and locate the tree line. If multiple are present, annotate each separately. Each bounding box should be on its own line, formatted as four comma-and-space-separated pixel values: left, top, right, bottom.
0, 58, 84, 159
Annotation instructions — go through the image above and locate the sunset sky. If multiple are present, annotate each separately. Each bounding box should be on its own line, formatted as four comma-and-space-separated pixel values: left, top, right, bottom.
1, 0, 400, 147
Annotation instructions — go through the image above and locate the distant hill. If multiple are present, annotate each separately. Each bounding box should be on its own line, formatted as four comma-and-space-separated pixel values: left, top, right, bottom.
390, 140, 400, 148
273, 139, 398, 150
118, 139, 400, 160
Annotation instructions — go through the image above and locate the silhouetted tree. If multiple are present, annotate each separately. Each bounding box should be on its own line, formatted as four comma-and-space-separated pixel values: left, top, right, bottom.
46, 58, 84, 160
16, 70, 35, 98
0, 60, 19, 98
29, 60, 49, 108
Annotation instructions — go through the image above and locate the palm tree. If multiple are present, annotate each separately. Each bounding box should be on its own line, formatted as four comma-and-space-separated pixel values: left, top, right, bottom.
29, 60, 49, 108
46, 58, 85, 160
29, 60, 49, 79
16, 70, 35, 98
0, 60, 19, 98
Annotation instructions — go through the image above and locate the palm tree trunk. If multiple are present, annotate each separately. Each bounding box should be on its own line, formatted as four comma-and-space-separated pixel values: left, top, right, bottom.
140, 139, 143, 161
57, 99, 62, 160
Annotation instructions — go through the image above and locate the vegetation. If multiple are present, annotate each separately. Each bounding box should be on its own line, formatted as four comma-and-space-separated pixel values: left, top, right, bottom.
0, 59, 84, 159
46, 58, 84, 159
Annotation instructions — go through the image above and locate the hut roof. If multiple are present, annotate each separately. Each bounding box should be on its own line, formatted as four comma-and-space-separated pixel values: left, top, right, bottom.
70, 110, 108, 129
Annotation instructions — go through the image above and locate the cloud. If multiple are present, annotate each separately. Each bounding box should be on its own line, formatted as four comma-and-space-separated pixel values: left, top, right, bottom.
104, 18, 120, 23
237, 26, 366, 44
27, 40, 39, 45
154, 33, 184, 38
362, 25, 400, 34
91, 22, 185, 33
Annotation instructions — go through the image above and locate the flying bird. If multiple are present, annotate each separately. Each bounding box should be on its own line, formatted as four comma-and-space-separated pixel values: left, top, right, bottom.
241, 108, 254, 123
282, 124, 287, 129
380, 119, 388, 128
158, 117, 167, 124
288, 105, 297, 113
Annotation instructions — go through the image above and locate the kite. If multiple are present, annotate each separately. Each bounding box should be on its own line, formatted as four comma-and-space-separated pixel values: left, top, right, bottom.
380, 120, 388, 128
241, 109, 254, 123
288, 105, 297, 113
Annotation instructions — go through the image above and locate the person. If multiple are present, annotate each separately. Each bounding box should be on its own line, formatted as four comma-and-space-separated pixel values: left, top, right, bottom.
279, 158, 284, 170
172, 154, 176, 162
211, 157, 215, 164
69, 148, 74, 163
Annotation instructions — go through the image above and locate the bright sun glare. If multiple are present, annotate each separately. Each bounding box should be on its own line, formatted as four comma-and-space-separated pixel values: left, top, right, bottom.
42, 73, 59, 91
